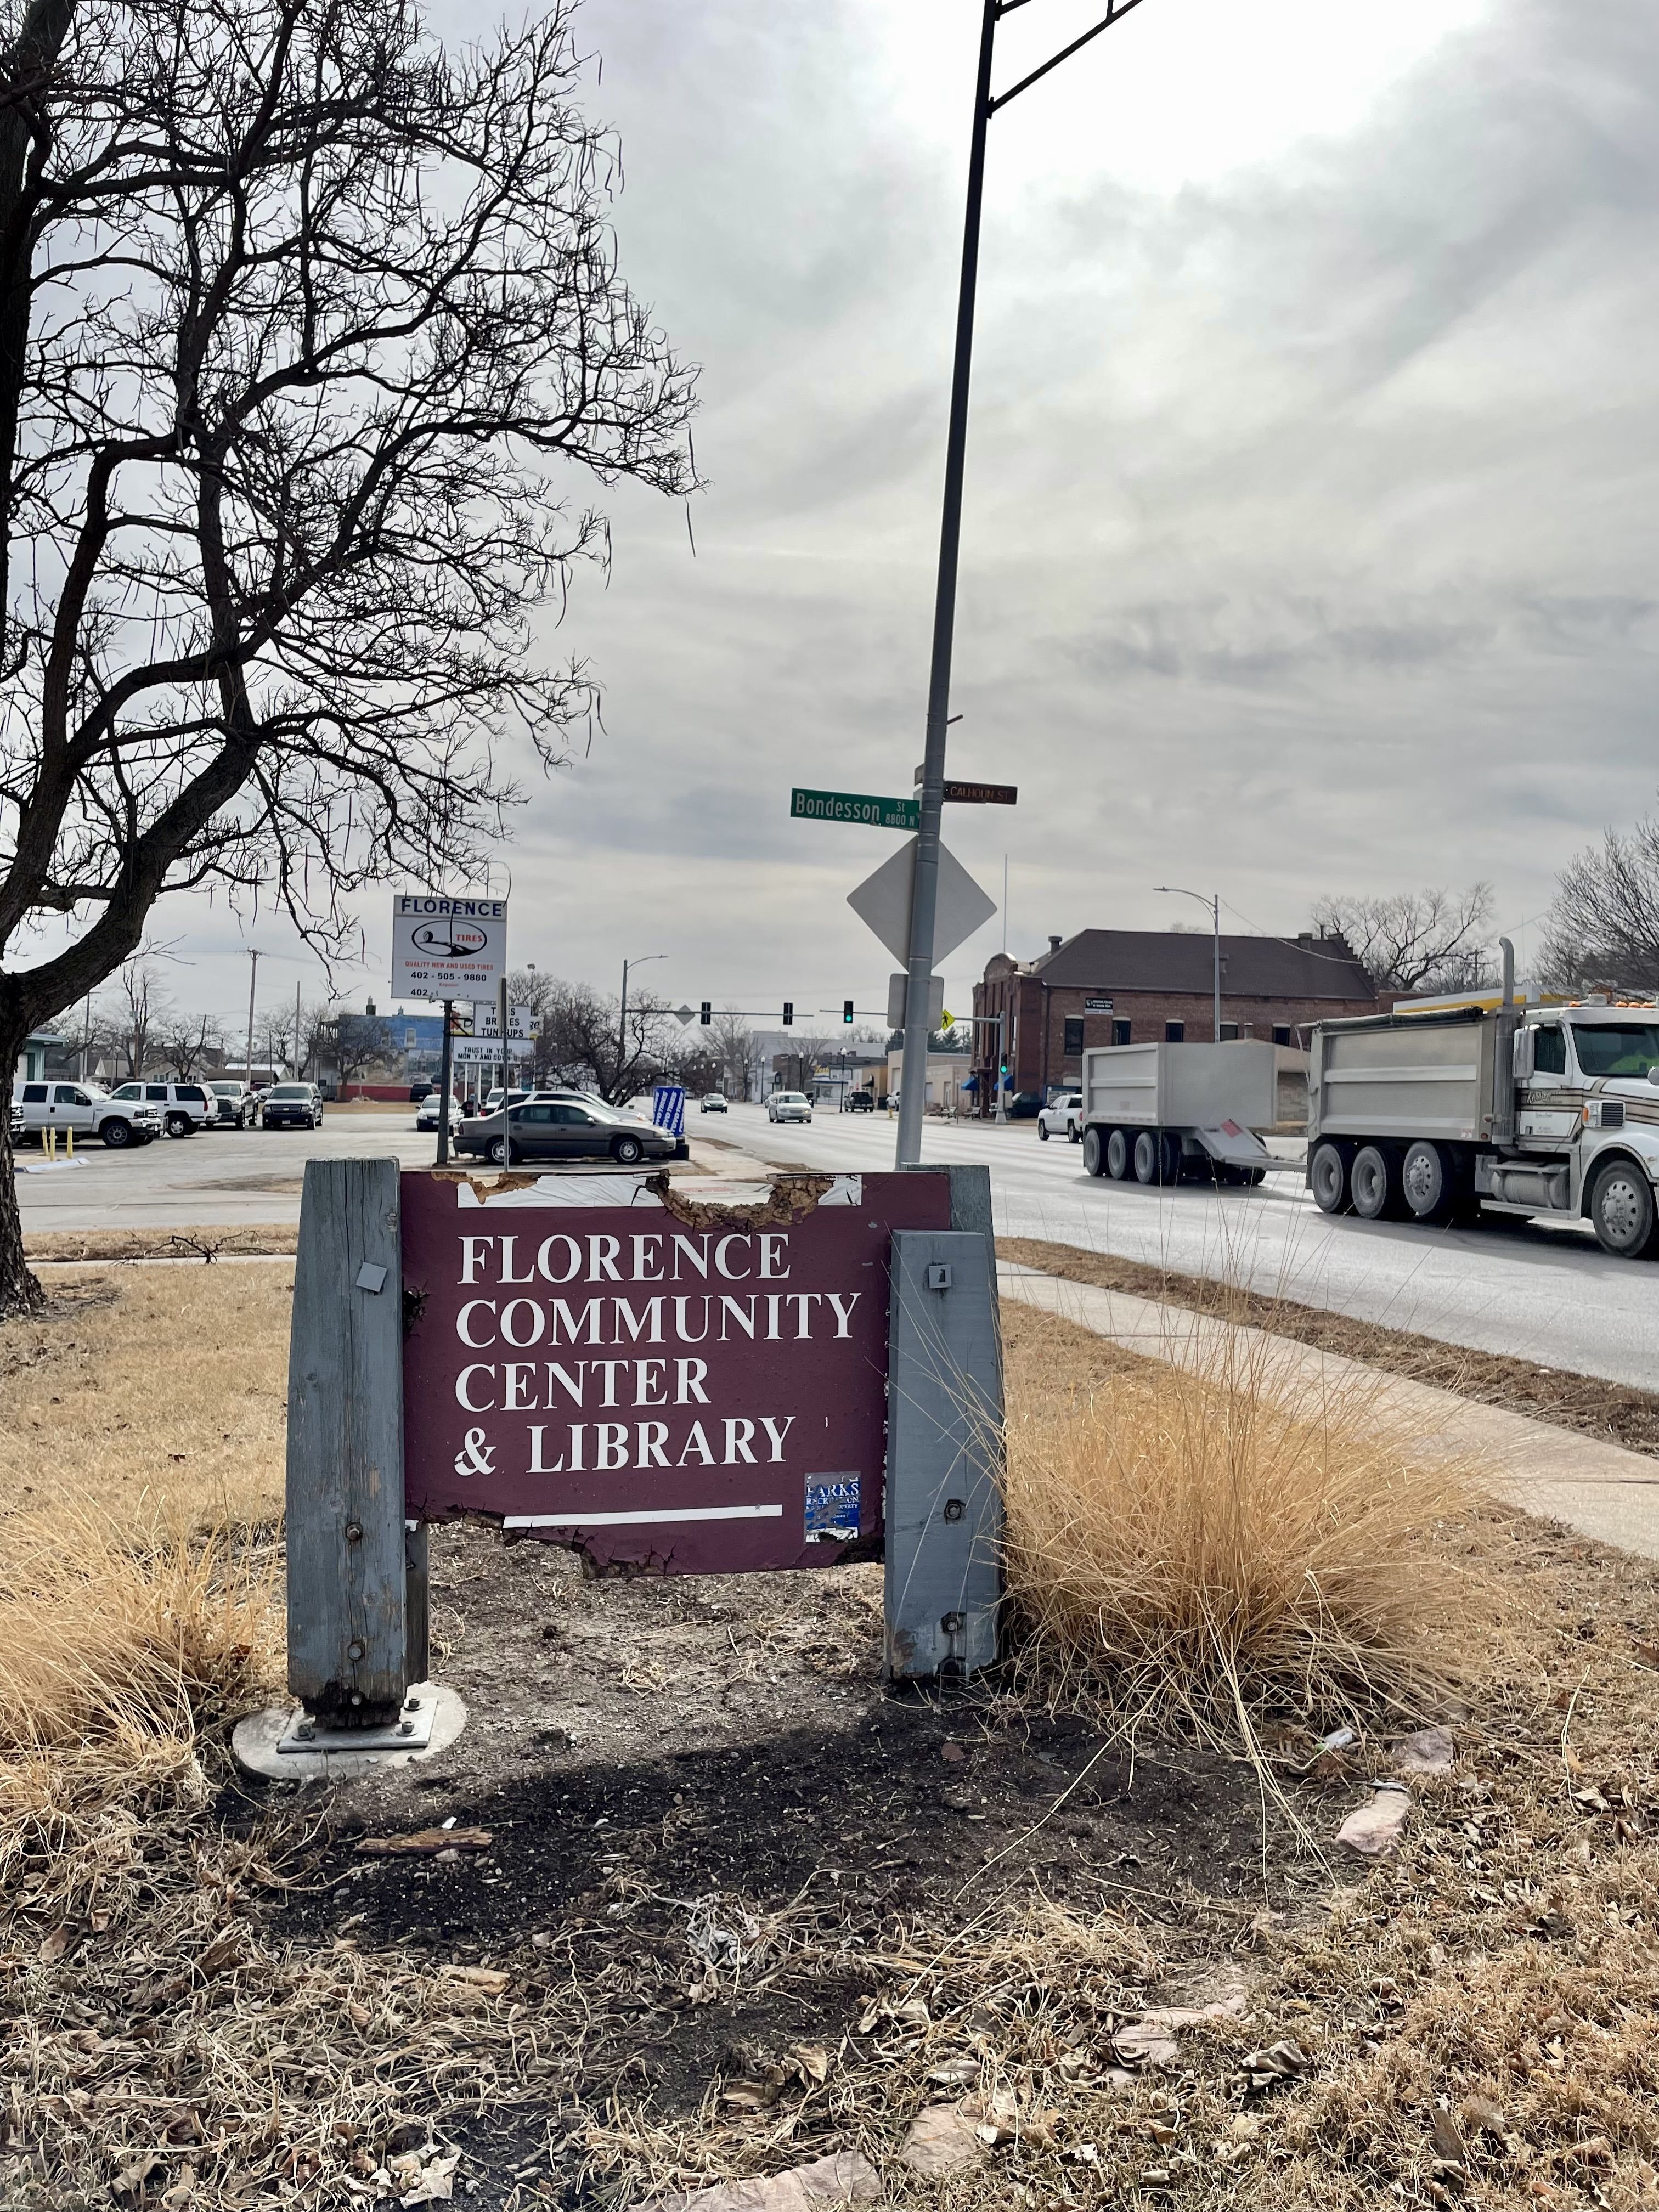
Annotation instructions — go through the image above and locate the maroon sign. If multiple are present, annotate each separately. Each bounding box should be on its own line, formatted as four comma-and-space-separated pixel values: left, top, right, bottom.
400, 1170, 951, 1573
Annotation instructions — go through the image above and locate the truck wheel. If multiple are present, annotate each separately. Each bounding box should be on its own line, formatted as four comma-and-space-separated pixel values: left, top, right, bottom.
1588, 1159, 1659, 1257
1105, 1127, 1129, 1180
1159, 1132, 1183, 1185
1402, 1140, 1454, 1222
1081, 1126, 1105, 1177
1351, 1143, 1402, 1221
1133, 1130, 1158, 1184
99, 1118, 131, 1148
1038, 1120, 1050, 1141
1309, 1140, 1351, 1214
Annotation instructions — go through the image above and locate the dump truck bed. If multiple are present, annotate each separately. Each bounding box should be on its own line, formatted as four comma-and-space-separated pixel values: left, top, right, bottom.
1308, 1008, 1497, 1144
1082, 1041, 1306, 1133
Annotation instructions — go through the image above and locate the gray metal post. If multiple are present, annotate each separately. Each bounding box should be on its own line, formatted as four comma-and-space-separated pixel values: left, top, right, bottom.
1213, 893, 1221, 1040
884, 1226, 1004, 1679
286, 1156, 408, 1725
886, 1162, 1002, 1679
896, 0, 999, 1171
436, 1000, 453, 1166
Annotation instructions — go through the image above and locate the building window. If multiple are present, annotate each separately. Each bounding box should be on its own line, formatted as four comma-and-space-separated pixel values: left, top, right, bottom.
1165, 1020, 1184, 1042
1219, 1021, 1239, 1042
1113, 1019, 1131, 1046
1062, 1017, 1084, 1058
1272, 1024, 1293, 1047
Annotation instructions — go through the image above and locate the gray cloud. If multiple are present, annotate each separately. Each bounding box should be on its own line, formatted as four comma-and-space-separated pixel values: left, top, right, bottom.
149, 0, 1659, 1021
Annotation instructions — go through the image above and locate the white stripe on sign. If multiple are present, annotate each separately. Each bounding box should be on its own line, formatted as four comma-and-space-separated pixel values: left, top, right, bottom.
503, 1504, 785, 1528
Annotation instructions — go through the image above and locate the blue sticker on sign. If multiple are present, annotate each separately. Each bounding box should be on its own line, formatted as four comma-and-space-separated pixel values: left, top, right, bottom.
805, 1474, 861, 1543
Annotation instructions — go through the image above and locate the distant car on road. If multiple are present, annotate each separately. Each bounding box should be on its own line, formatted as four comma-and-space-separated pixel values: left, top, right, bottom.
700, 1092, 728, 1113
1037, 1091, 1083, 1143
12, 1079, 161, 1148
767, 1091, 812, 1124
206, 1080, 258, 1128
415, 1092, 462, 1133
110, 1080, 213, 1138
846, 1088, 876, 1113
261, 1082, 324, 1130
454, 1096, 676, 1168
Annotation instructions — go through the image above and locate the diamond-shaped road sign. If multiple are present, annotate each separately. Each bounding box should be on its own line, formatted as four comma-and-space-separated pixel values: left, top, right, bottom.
847, 837, 997, 967
673, 1005, 696, 1026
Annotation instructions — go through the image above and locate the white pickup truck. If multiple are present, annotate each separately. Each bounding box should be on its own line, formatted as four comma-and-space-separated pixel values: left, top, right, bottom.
1079, 1040, 1308, 1184
1306, 940, 1659, 1257
13, 1078, 162, 1148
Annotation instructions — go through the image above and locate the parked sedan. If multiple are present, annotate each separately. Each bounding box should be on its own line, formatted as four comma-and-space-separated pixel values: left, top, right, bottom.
415, 1091, 462, 1133
767, 1091, 812, 1123
455, 1096, 677, 1168
261, 1081, 324, 1130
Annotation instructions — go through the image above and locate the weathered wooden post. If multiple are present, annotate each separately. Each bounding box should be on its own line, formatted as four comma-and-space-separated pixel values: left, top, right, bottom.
885, 1163, 1005, 1679
282, 1156, 426, 1747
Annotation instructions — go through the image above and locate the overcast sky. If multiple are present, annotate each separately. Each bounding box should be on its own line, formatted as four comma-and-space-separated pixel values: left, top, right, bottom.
138, 0, 1659, 1030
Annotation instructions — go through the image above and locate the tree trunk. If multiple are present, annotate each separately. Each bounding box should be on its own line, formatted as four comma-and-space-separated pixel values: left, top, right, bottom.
0, 1026, 43, 1314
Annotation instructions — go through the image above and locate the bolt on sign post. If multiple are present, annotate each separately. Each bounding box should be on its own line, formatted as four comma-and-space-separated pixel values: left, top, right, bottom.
270, 1158, 1003, 1762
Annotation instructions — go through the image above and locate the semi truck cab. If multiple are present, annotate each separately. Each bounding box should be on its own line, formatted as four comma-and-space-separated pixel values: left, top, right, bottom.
1306, 943, 1659, 1257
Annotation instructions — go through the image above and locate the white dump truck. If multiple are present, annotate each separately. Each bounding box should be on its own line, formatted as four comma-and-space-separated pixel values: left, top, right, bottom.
1079, 1039, 1309, 1185
1306, 940, 1659, 1257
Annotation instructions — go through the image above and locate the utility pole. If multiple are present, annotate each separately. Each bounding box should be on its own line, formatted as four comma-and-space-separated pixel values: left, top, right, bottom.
618, 953, 665, 1104
1155, 885, 1222, 1039
244, 949, 261, 1091
295, 980, 302, 1080
896, 0, 1150, 1168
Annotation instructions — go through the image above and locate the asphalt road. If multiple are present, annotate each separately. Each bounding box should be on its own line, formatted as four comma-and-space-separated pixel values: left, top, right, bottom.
18, 1099, 1657, 1393
705, 1104, 1659, 1396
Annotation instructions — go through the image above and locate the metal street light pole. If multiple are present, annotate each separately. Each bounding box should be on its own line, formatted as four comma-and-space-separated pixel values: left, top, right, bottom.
619, 953, 665, 1103
1155, 884, 1222, 1039
244, 948, 261, 1092
896, 0, 1151, 1168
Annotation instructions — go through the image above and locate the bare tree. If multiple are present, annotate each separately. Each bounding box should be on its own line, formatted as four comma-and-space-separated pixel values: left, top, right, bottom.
0, 0, 696, 1310
1310, 885, 1494, 996
154, 1007, 225, 1079
539, 977, 676, 1103
1539, 811, 1659, 994
99, 955, 171, 1078
709, 1007, 751, 1098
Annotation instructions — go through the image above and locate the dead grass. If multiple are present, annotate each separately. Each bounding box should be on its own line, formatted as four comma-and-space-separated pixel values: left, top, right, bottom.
0, 1260, 290, 1536
999, 1300, 1500, 1739
25, 1224, 298, 1262
7, 1253, 1658, 2209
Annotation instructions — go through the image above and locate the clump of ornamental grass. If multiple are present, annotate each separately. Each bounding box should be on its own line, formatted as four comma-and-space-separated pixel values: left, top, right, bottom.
1000, 1305, 1502, 1741
0, 1500, 280, 1806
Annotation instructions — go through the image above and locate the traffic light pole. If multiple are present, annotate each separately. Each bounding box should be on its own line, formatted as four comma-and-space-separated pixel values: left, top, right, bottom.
894, 0, 1149, 1170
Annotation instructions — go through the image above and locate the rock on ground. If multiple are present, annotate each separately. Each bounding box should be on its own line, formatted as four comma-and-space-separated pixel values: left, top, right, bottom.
638, 2149, 881, 2212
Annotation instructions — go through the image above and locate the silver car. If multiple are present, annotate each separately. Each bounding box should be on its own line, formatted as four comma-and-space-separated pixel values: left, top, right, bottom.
767, 1091, 813, 1123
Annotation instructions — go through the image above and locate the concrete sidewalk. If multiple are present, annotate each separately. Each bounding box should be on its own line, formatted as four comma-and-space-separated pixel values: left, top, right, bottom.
1000, 1262, 1659, 1562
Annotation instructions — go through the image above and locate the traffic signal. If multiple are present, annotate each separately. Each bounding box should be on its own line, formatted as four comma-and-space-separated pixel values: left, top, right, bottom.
782, 1002, 794, 1028
699, 1001, 712, 1025
842, 1000, 854, 1025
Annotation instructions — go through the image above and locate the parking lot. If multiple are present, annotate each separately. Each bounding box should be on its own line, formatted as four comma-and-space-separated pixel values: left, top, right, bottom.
14, 1103, 438, 1234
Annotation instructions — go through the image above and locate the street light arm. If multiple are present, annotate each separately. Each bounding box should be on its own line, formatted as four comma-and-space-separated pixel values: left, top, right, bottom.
989, 0, 1148, 113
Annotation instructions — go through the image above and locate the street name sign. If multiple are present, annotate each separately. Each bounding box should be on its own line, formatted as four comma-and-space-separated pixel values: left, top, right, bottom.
400, 1170, 953, 1575
792, 788, 919, 832
911, 770, 1019, 806
847, 837, 997, 966
392, 894, 507, 1001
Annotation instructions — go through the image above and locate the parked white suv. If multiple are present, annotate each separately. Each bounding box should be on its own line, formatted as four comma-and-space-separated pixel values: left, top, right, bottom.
767, 1091, 813, 1123
1037, 1091, 1083, 1143
109, 1080, 214, 1138
12, 1080, 162, 1148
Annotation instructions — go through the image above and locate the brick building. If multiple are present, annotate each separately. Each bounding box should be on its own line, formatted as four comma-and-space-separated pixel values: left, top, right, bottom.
972, 929, 1377, 1109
